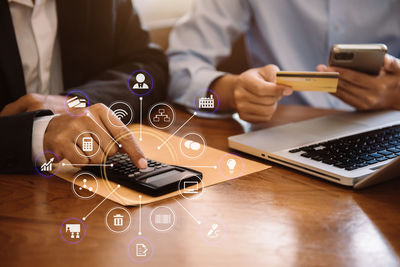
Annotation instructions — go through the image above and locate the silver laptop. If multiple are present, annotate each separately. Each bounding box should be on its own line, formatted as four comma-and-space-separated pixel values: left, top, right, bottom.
228, 111, 400, 188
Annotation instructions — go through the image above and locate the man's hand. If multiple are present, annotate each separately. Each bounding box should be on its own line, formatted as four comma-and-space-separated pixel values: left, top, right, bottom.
0, 93, 66, 116
317, 54, 400, 110
43, 103, 147, 169
211, 65, 293, 123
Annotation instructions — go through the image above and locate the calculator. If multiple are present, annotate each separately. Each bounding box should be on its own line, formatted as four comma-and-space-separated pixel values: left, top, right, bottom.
83, 153, 203, 196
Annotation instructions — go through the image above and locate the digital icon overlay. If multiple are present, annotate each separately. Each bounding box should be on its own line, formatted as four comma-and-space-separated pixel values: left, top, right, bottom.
226, 159, 237, 173
218, 153, 245, 178
180, 132, 206, 159
183, 181, 199, 194
136, 243, 148, 256
64, 90, 90, 116
41, 157, 54, 172
198, 95, 215, 109
201, 219, 226, 243
82, 137, 93, 152
148, 103, 175, 129
60, 218, 86, 244
105, 207, 132, 233
113, 214, 124, 226
178, 175, 204, 200
34, 151, 60, 177
72, 172, 98, 199
108, 101, 134, 127
56, 96, 228, 261
74, 131, 101, 158
128, 237, 154, 262
128, 70, 154, 96
193, 89, 220, 114
149, 206, 176, 232
67, 96, 87, 109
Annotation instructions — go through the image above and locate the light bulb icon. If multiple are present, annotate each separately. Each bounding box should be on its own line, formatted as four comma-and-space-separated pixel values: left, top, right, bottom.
226, 159, 237, 173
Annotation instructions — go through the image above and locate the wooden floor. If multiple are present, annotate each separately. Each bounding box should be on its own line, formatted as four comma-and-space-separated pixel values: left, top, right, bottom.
1, 105, 399, 267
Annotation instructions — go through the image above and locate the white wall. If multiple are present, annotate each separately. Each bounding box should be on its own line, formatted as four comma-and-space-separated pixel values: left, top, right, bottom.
134, 0, 193, 29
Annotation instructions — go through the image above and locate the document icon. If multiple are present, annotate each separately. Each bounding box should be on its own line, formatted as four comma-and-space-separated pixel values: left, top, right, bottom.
136, 243, 148, 257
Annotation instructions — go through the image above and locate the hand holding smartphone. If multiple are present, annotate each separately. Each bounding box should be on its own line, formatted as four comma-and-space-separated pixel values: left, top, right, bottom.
322, 43, 400, 111
329, 44, 387, 75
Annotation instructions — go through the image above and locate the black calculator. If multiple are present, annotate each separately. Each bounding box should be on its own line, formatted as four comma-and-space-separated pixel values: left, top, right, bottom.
84, 153, 203, 197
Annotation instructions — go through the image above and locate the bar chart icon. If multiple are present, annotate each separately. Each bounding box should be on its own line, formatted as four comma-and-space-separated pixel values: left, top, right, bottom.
40, 157, 54, 172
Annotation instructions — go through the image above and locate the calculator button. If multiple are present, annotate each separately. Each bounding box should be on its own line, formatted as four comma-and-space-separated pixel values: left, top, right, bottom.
128, 172, 140, 178
139, 167, 154, 173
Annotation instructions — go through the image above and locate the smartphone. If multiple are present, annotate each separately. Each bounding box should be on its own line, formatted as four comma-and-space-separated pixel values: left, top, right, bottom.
329, 44, 387, 75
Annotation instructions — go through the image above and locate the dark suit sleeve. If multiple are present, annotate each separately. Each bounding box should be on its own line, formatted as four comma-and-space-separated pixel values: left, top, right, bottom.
63, 1, 169, 113
0, 110, 53, 173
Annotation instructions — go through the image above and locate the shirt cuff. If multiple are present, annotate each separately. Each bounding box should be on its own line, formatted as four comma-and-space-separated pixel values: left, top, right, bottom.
32, 115, 56, 164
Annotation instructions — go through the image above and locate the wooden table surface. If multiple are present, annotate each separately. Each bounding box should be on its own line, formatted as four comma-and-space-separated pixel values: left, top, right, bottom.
1, 105, 399, 267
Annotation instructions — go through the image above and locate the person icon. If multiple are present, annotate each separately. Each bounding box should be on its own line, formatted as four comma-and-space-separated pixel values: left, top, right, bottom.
132, 73, 149, 89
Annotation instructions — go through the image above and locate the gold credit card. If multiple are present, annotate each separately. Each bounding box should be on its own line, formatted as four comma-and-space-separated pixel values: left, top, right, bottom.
276, 71, 339, 93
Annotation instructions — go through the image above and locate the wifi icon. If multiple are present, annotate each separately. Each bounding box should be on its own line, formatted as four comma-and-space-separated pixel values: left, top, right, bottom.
113, 109, 129, 120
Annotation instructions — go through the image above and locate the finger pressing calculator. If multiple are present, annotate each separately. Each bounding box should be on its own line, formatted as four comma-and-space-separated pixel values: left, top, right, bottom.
84, 153, 203, 197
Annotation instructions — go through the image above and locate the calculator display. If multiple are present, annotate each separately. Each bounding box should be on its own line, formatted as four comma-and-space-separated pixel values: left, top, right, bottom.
142, 169, 183, 186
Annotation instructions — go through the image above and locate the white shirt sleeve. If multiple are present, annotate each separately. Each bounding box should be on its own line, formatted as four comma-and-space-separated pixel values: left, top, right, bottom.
167, 0, 250, 109
32, 115, 56, 164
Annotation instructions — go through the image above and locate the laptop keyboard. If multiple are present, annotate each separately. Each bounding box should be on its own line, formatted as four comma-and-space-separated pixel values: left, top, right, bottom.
289, 124, 400, 171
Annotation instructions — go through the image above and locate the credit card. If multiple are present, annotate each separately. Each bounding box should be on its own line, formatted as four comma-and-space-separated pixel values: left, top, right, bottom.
276, 71, 339, 93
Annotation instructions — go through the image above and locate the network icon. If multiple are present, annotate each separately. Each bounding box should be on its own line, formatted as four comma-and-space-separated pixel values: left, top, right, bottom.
79, 178, 93, 192
153, 109, 171, 123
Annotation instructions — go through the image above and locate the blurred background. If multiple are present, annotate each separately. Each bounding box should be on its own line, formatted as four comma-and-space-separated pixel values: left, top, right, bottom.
134, 0, 193, 30
134, 0, 193, 50
133, 0, 248, 75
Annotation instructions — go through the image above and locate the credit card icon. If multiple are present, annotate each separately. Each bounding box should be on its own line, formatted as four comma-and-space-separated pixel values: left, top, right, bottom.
67, 96, 87, 108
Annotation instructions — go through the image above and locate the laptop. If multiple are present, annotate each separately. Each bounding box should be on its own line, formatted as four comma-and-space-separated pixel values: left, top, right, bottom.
228, 110, 400, 188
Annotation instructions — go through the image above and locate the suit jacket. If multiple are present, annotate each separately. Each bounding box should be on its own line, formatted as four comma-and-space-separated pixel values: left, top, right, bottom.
0, 0, 169, 173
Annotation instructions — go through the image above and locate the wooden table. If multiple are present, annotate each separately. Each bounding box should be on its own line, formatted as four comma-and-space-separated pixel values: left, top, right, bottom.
1, 105, 399, 267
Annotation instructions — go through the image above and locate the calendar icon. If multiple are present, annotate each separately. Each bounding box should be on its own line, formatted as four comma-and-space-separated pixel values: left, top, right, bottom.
82, 137, 93, 152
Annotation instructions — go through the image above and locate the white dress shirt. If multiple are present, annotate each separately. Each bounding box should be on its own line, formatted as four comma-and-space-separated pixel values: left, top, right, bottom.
8, 0, 63, 162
